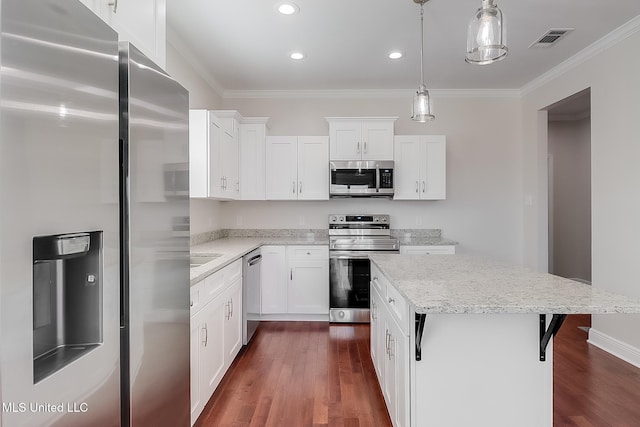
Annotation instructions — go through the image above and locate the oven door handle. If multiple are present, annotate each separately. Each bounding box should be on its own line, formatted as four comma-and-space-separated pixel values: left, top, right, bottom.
330, 251, 397, 259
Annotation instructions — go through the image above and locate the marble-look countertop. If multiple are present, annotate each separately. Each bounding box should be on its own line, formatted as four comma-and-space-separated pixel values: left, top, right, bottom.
190, 237, 329, 286
369, 254, 640, 314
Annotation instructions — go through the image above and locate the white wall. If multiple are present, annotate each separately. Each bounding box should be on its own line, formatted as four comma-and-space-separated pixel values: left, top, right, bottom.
548, 118, 591, 281
220, 95, 523, 263
165, 41, 224, 235
522, 29, 640, 361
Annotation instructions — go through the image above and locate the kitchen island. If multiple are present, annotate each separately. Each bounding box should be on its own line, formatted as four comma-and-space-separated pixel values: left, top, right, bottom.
368, 254, 640, 427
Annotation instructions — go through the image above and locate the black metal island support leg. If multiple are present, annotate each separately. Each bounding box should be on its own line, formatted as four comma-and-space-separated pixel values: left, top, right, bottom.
539, 314, 568, 361
415, 313, 427, 361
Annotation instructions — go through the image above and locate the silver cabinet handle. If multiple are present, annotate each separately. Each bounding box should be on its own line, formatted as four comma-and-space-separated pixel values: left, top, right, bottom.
371, 301, 376, 321
299, 181, 302, 194
388, 335, 394, 360
108, 0, 118, 13
190, 300, 194, 307
202, 323, 208, 346
364, 141, 367, 154
292, 181, 296, 194
388, 297, 395, 304
385, 329, 390, 356
422, 180, 426, 193
357, 141, 360, 154
290, 268, 293, 280
230, 298, 234, 318
416, 181, 419, 193
236, 181, 239, 192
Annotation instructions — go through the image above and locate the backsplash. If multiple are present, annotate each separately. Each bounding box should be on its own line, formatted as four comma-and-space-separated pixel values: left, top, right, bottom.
191, 228, 442, 246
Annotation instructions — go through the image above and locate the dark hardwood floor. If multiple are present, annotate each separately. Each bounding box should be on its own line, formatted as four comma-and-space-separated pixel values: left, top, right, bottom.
553, 314, 640, 427
195, 316, 640, 427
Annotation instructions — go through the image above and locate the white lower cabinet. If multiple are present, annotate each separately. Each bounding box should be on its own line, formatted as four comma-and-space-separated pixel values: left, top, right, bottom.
371, 265, 410, 427
190, 260, 243, 425
261, 245, 329, 316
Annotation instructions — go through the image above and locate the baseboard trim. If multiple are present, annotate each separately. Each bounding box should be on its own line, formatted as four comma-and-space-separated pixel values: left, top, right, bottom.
588, 328, 640, 369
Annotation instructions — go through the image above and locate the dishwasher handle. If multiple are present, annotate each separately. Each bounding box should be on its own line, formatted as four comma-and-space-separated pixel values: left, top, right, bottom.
247, 254, 262, 266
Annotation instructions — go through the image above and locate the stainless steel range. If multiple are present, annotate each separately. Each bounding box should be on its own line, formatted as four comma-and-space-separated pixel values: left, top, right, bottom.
329, 214, 399, 323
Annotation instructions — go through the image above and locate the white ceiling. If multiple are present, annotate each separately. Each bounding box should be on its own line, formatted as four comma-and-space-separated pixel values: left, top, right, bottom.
167, 0, 640, 93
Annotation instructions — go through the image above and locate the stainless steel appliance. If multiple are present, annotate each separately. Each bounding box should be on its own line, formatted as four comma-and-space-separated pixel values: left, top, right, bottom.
329, 215, 399, 323
0, 1, 190, 425
243, 248, 262, 345
329, 160, 394, 197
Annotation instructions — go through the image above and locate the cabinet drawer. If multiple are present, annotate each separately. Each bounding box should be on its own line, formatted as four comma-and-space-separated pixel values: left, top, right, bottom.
203, 269, 225, 305
225, 259, 242, 284
385, 279, 408, 335
190, 282, 202, 316
400, 245, 455, 255
370, 263, 386, 297
288, 245, 328, 260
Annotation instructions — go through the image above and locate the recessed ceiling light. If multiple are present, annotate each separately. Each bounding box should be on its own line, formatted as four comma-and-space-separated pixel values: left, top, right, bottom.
290, 52, 305, 60
277, 2, 299, 15
388, 51, 404, 60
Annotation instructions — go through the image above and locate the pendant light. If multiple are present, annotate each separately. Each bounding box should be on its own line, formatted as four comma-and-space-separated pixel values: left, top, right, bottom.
411, 0, 435, 122
465, 0, 507, 65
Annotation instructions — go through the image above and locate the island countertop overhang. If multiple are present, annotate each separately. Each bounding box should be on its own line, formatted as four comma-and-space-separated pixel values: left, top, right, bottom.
369, 254, 640, 315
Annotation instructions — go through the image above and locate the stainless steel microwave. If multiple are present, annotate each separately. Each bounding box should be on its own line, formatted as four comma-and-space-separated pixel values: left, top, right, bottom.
329, 160, 394, 197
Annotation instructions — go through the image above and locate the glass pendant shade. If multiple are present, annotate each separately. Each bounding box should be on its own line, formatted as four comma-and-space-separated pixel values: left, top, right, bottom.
411, 84, 435, 122
466, 0, 507, 65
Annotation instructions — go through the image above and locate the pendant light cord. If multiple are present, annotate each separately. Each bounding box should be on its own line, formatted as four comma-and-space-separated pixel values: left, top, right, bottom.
420, 3, 425, 87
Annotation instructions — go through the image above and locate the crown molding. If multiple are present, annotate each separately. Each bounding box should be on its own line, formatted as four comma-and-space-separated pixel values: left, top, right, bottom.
521, 14, 640, 96
222, 88, 521, 99
166, 25, 225, 97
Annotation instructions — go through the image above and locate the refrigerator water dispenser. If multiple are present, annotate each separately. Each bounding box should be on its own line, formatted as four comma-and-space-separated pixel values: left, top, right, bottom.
32, 231, 103, 383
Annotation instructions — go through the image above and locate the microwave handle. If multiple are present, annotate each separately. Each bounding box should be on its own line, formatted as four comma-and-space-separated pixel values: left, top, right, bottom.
376, 165, 380, 192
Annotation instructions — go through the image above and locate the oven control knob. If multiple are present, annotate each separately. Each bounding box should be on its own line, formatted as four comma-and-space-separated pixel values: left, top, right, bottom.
381, 217, 388, 222
331, 216, 337, 222
374, 217, 379, 222
339, 216, 344, 221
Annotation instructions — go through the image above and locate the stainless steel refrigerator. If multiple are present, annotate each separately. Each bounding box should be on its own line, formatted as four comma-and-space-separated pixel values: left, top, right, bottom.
0, 1, 190, 426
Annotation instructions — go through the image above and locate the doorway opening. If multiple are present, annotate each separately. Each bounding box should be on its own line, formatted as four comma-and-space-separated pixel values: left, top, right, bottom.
545, 88, 592, 285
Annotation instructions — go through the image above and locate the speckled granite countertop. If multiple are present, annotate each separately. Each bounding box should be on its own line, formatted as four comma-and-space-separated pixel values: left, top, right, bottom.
370, 254, 640, 314
190, 237, 329, 286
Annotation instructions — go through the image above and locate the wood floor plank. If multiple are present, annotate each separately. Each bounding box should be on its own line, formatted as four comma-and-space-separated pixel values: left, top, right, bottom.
195, 315, 640, 427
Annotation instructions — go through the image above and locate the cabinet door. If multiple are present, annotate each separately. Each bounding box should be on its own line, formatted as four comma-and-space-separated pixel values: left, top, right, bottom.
224, 279, 243, 365
190, 310, 204, 425
329, 121, 361, 160
220, 129, 238, 199
265, 136, 298, 200
260, 246, 288, 314
361, 120, 394, 160
370, 284, 385, 383
208, 117, 225, 198
393, 136, 421, 200
99, 0, 166, 67
239, 123, 266, 200
297, 136, 329, 200
288, 260, 329, 314
385, 321, 409, 427
199, 295, 226, 404
420, 135, 446, 200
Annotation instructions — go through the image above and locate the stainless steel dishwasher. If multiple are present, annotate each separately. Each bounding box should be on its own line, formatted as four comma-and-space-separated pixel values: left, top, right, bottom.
242, 248, 262, 344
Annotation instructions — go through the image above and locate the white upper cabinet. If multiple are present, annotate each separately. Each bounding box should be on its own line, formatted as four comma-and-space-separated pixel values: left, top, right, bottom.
393, 135, 446, 200
79, 0, 166, 68
265, 136, 329, 200
239, 119, 269, 200
189, 110, 240, 200
327, 118, 396, 161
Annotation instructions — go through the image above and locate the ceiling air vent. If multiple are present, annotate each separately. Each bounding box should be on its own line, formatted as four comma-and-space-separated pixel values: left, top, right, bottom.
529, 28, 573, 48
